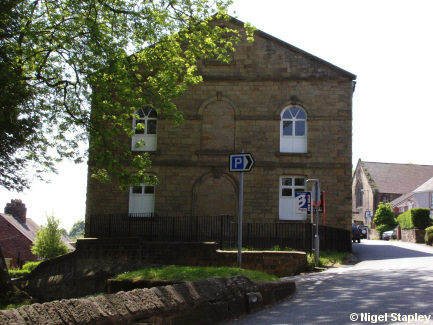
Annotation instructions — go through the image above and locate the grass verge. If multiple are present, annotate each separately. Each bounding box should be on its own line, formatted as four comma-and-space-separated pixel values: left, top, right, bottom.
115, 265, 280, 282
307, 250, 351, 270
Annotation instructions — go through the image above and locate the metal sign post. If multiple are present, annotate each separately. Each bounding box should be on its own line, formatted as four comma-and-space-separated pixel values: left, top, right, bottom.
229, 150, 255, 268
307, 179, 320, 264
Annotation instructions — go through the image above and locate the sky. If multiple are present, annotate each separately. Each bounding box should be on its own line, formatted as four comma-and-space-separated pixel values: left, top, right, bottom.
1, 0, 432, 231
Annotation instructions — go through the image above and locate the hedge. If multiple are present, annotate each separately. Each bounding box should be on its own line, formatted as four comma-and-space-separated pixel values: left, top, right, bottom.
397, 208, 431, 229
425, 226, 433, 245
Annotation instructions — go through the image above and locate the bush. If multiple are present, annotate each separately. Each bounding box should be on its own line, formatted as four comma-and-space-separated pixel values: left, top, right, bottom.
373, 202, 397, 236
22, 261, 41, 272
397, 208, 430, 229
8, 269, 30, 278
425, 226, 433, 245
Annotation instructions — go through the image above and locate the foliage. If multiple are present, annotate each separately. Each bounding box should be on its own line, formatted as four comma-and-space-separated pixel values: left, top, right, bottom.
8, 268, 29, 278
115, 265, 280, 282
425, 226, 433, 246
0, 0, 255, 191
373, 202, 397, 236
68, 219, 85, 240
397, 208, 431, 230
31, 215, 69, 260
22, 261, 41, 272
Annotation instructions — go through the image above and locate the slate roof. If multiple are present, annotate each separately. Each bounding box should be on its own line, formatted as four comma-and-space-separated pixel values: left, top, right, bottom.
361, 161, 433, 194
0, 213, 75, 251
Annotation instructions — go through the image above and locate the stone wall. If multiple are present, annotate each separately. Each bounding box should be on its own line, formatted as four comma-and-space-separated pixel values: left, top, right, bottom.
401, 228, 426, 243
85, 18, 355, 234
16, 239, 306, 301
0, 276, 297, 325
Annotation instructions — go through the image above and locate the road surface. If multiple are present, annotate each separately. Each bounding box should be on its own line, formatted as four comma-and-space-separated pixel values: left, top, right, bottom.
223, 240, 433, 324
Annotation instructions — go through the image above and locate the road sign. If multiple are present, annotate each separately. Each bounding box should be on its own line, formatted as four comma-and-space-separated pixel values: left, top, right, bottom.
229, 153, 255, 172
295, 192, 311, 214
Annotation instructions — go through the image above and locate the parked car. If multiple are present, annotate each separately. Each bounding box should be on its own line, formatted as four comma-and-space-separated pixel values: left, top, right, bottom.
358, 225, 368, 239
352, 223, 361, 243
382, 227, 398, 240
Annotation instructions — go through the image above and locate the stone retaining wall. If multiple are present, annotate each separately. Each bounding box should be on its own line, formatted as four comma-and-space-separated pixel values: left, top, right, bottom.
401, 228, 425, 243
1, 276, 296, 325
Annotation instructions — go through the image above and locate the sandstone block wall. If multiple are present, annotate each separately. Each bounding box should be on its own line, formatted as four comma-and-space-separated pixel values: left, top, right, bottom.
1, 276, 296, 325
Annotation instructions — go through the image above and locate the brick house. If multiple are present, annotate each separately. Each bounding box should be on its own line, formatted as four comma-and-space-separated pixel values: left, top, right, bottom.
85, 18, 356, 235
352, 160, 433, 225
0, 200, 74, 269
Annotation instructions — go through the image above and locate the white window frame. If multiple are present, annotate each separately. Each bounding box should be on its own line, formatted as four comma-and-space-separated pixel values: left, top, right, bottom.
279, 176, 307, 220
280, 106, 307, 153
132, 107, 157, 151
128, 183, 155, 216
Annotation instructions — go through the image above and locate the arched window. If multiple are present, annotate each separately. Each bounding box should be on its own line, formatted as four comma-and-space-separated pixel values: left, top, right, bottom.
280, 106, 307, 153
132, 107, 157, 151
355, 182, 363, 207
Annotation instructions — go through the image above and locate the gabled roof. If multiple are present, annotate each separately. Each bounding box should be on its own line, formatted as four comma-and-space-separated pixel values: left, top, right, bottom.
0, 214, 75, 251
360, 161, 433, 194
390, 192, 414, 207
414, 176, 433, 193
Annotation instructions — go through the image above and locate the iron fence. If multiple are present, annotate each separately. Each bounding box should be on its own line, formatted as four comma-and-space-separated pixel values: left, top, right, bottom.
89, 214, 351, 252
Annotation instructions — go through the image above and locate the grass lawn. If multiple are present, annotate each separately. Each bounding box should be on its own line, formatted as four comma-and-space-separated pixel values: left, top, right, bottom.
115, 265, 280, 282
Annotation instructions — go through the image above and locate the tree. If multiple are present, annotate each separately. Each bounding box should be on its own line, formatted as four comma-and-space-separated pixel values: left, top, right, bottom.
68, 219, 85, 241
0, 0, 254, 191
373, 202, 397, 237
31, 215, 69, 260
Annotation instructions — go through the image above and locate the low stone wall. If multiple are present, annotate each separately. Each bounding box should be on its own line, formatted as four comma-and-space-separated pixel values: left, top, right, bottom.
401, 228, 425, 243
16, 239, 305, 302
0, 276, 296, 325
28, 238, 307, 279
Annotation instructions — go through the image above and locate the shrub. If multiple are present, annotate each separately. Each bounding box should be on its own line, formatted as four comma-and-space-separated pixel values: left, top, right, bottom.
397, 208, 430, 229
22, 261, 41, 272
8, 269, 30, 278
425, 226, 433, 246
373, 202, 397, 236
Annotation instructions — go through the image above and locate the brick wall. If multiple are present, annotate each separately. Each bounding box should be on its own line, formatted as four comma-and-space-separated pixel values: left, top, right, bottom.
0, 216, 37, 268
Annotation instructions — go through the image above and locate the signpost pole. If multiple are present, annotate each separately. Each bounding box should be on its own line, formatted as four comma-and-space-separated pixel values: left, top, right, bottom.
307, 179, 320, 264
238, 169, 243, 268
237, 149, 245, 268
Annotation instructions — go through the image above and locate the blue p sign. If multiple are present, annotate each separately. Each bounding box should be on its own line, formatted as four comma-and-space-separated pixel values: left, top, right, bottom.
229, 153, 255, 172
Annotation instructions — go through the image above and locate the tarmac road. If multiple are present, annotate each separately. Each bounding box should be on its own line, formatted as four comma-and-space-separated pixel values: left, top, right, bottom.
223, 240, 433, 325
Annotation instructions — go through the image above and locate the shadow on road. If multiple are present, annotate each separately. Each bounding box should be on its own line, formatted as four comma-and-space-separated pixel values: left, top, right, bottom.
352, 240, 433, 261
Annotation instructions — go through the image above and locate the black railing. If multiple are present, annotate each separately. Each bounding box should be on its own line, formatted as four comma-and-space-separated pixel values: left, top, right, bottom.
89, 214, 351, 252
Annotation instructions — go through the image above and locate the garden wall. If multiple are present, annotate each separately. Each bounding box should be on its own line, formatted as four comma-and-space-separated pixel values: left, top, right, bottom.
0, 276, 297, 325
401, 228, 425, 243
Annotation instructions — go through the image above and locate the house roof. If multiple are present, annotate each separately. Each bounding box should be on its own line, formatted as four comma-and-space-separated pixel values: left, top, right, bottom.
0, 213, 75, 251
414, 176, 433, 193
360, 161, 433, 194
389, 192, 414, 207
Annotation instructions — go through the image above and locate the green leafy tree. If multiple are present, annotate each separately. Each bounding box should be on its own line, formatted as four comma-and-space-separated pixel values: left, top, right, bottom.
0, 0, 255, 191
68, 219, 85, 241
373, 202, 397, 237
31, 215, 69, 260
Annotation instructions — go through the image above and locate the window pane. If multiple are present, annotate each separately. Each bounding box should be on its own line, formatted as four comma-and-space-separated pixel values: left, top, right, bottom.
282, 178, 292, 186
135, 120, 145, 134
283, 121, 293, 136
295, 188, 304, 194
137, 109, 146, 118
282, 109, 292, 119
295, 178, 305, 186
282, 188, 292, 197
147, 120, 157, 135
295, 121, 305, 136
132, 186, 142, 194
144, 186, 155, 194
296, 109, 306, 119
290, 107, 299, 117
148, 108, 157, 118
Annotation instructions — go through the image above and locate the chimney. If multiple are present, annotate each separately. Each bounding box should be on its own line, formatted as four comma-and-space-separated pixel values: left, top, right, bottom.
4, 199, 27, 224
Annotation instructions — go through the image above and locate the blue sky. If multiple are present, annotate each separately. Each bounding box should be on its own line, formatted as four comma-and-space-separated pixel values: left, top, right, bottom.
1, 0, 432, 230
